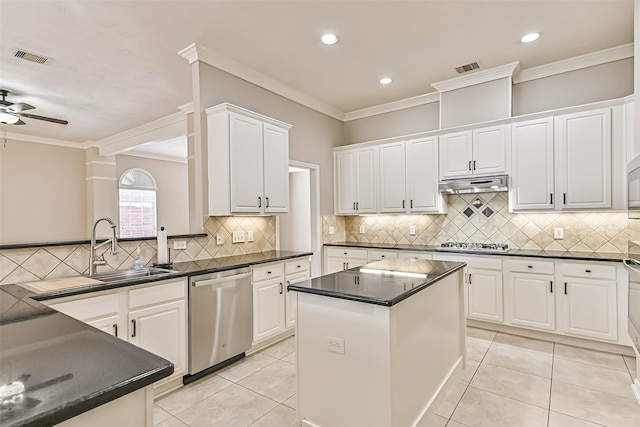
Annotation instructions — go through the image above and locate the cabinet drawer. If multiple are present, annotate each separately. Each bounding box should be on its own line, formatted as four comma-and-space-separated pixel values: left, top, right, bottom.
397, 251, 433, 260
285, 259, 310, 275
367, 249, 398, 262
287, 271, 310, 286
129, 280, 185, 310
326, 247, 367, 259
49, 292, 119, 321
433, 253, 502, 270
252, 262, 284, 282
507, 259, 554, 274
562, 262, 616, 280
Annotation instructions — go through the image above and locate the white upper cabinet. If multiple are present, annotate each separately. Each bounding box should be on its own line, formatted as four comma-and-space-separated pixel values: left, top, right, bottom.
379, 141, 406, 213
406, 137, 444, 213
334, 147, 377, 215
555, 108, 612, 210
440, 125, 506, 179
206, 103, 292, 216
510, 118, 555, 211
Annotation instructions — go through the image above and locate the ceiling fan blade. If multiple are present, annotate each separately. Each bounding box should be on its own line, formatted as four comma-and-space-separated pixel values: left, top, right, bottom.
8, 102, 35, 113
14, 118, 25, 125
18, 112, 68, 125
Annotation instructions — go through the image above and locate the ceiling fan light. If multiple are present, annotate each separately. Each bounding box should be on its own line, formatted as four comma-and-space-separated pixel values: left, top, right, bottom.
0, 112, 19, 124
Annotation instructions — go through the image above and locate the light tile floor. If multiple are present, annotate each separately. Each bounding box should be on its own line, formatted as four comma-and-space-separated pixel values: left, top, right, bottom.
153, 330, 640, 427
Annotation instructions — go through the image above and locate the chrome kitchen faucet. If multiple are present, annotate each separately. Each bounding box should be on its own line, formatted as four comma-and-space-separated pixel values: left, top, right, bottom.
89, 217, 118, 276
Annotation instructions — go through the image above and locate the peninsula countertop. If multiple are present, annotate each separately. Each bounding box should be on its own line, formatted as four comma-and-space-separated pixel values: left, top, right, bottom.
0, 284, 173, 427
288, 258, 465, 306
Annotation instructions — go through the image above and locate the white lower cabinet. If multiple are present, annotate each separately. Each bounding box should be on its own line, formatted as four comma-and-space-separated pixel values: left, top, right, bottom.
323, 247, 368, 275
252, 257, 310, 344
505, 259, 555, 331
46, 279, 188, 391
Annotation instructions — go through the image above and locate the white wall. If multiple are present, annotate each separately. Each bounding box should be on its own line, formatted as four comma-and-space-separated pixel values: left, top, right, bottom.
0, 140, 87, 244
279, 170, 311, 252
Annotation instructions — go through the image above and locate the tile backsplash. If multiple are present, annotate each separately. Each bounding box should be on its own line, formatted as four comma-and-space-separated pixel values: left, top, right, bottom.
0, 216, 275, 285
330, 193, 639, 253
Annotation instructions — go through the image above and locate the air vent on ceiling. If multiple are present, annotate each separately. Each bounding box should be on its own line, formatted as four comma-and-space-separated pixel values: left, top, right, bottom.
455, 62, 480, 74
14, 49, 51, 65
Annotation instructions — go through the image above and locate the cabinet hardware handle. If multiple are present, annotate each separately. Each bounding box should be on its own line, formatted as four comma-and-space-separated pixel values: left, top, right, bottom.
403, 200, 405, 209
356, 202, 359, 210
353, 202, 356, 210
585, 269, 591, 273
468, 160, 472, 171
131, 319, 136, 338
564, 282, 568, 295
550, 193, 553, 204
266, 197, 269, 208
343, 262, 346, 270
258, 196, 262, 208
473, 160, 476, 170
527, 265, 533, 269
563, 193, 567, 205
344, 252, 348, 255
297, 265, 301, 268
468, 273, 472, 284
113, 324, 118, 336
410, 200, 413, 208
286, 280, 290, 292
381, 255, 385, 258
267, 271, 272, 274
550, 281, 553, 293
279, 282, 283, 295
346, 262, 349, 269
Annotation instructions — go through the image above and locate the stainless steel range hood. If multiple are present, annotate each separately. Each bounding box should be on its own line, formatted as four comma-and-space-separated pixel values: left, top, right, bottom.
439, 175, 508, 195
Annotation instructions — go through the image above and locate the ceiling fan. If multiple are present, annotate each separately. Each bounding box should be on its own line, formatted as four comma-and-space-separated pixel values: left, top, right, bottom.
0, 89, 68, 126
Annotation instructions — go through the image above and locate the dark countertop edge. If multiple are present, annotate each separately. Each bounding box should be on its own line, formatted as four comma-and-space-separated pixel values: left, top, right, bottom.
31, 251, 313, 302
323, 242, 624, 263
288, 262, 466, 307
22, 363, 174, 427
0, 234, 208, 250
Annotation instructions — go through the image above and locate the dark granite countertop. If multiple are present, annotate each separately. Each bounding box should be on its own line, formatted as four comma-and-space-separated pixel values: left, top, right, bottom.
31, 250, 312, 302
324, 242, 625, 263
288, 258, 465, 306
0, 284, 173, 427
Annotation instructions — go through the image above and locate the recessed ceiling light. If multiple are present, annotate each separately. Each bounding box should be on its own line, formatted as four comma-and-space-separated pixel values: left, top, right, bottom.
520, 32, 541, 43
379, 77, 392, 85
321, 33, 339, 46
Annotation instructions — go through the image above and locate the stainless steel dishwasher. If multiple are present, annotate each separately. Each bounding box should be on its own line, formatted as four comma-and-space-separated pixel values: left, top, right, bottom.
187, 267, 252, 381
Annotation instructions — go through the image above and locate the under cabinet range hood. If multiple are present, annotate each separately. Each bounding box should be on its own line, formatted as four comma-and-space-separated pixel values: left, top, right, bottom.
439, 175, 509, 195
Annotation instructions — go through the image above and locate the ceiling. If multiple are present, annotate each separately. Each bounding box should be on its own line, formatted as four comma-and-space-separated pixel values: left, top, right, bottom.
0, 0, 634, 144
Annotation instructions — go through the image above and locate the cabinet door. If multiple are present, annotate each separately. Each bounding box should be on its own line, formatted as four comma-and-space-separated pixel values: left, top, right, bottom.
334, 150, 356, 214
510, 119, 554, 211
505, 273, 555, 331
472, 125, 506, 175
128, 300, 187, 378
356, 147, 377, 213
253, 278, 285, 342
560, 278, 617, 341
87, 315, 120, 338
406, 136, 442, 212
286, 272, 309, 329
556, 109, 612, 209
378, 142, 406, 213
263, 124, 289, 213
467, 267, 503, 322
440, 131, 473, 179
230, 112, 264, 213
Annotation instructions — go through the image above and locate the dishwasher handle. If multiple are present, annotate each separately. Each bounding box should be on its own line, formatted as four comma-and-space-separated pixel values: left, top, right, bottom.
191, 272, 251, 288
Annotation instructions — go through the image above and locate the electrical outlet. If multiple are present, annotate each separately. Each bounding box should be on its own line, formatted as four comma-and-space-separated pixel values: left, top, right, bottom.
173, 240, 187, 250
554, 227, 564, 239
327, 337, 345, 355
409, 226, 416, 236
329, 226, 335, 235
359, 226, 364, 234
232, 231, 245, 243
216, 234, 223, 245
247, 231, 254, 242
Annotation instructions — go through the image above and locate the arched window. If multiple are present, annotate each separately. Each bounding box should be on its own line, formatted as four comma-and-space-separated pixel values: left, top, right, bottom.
119, 169, 157, 238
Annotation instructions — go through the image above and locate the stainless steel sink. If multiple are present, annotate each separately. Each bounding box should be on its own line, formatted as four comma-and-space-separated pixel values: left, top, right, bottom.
87, 267, 175, 283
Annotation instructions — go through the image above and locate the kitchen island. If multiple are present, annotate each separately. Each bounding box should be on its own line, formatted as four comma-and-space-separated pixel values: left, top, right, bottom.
288, 258, 466, 427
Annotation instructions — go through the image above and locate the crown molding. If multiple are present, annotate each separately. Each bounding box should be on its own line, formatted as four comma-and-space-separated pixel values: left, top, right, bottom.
2, 131, 83, 149
177, 101, 194, 113
431, 61, 520, 93
91, 110, 187, 156
344, 92, 440, 122
119, 149, 188, 164
514, 43, 633, 84
178, 43, 345, 121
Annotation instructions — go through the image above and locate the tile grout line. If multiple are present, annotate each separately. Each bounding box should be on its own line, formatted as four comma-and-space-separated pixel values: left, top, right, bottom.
547, 341, 555, 427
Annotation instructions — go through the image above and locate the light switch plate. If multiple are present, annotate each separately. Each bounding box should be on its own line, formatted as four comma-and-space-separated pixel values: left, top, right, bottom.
247, 231, 254, 242
327, 337, 345, 355
232, 231, 245, 243
409, 226, 416, 236
173, 240, 187, 250
554, 227, 564, 239
359, 226, 364, 234
216, 234, 223, 245
329, 226, 335, 235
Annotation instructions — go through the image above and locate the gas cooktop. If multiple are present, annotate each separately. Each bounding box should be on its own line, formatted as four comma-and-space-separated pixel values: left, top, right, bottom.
438, 242, 509, 252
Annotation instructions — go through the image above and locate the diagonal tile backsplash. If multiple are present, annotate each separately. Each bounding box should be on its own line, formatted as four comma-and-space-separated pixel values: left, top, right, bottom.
329, 193, 639, 253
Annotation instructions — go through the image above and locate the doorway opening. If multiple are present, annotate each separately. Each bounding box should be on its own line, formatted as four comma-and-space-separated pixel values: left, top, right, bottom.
277, 161, 321, 278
